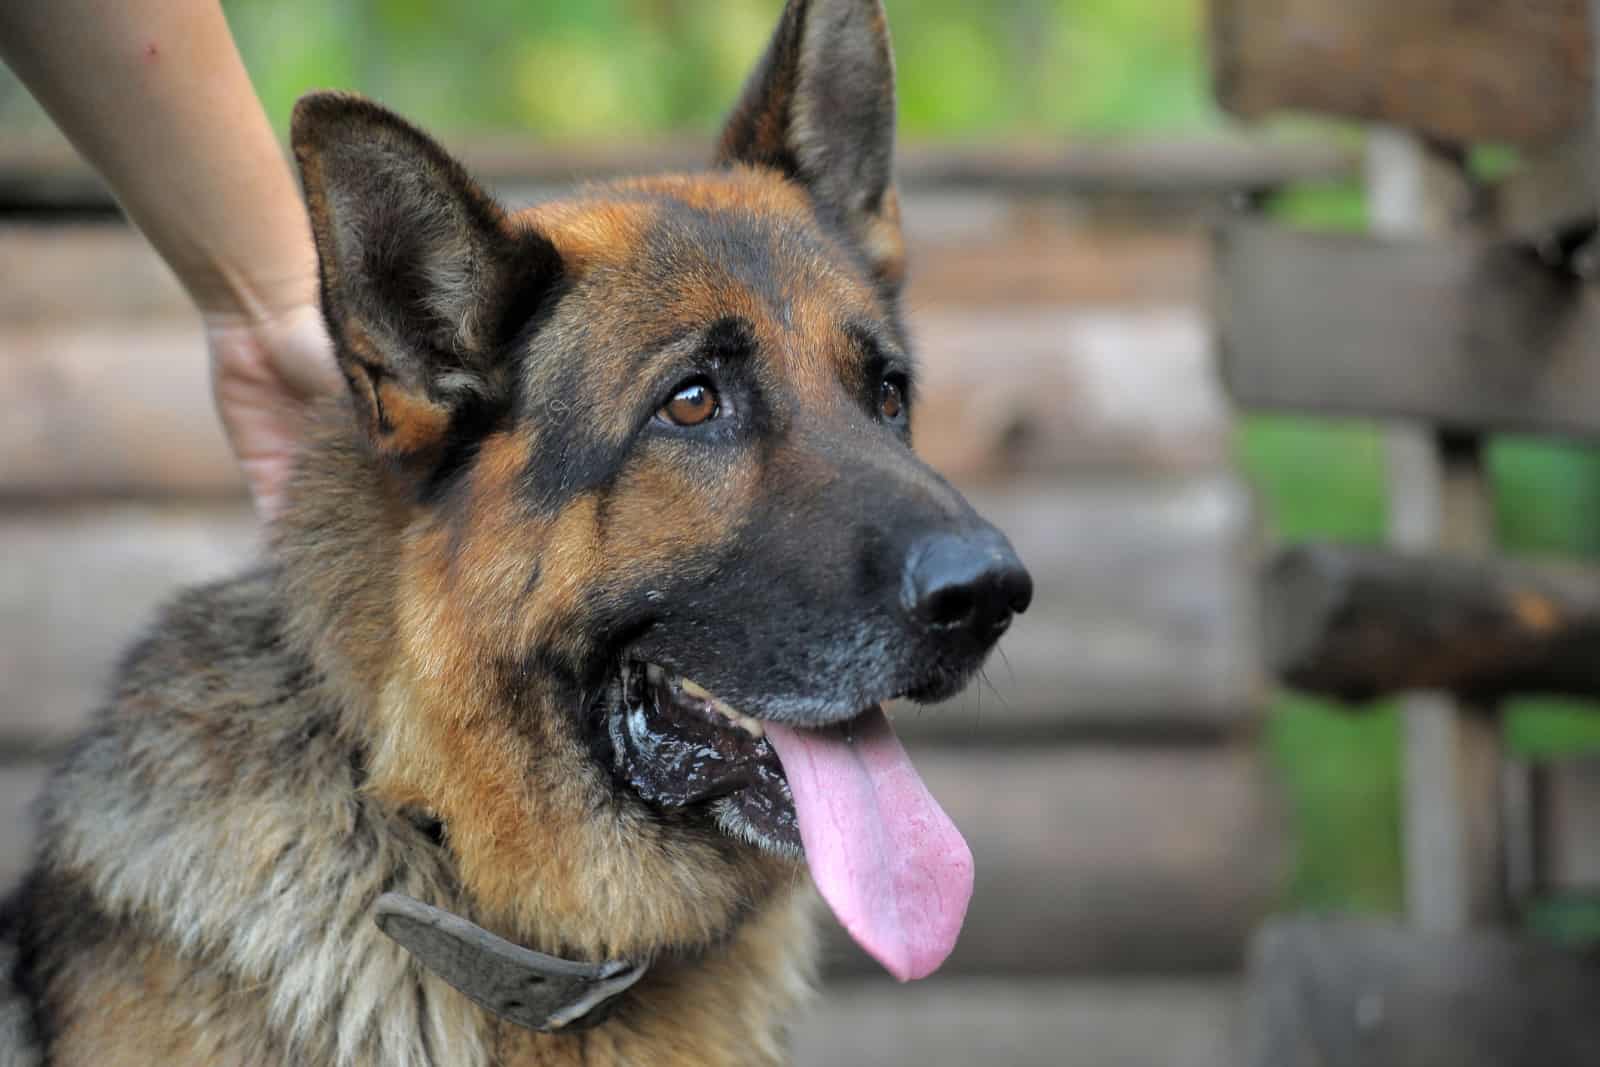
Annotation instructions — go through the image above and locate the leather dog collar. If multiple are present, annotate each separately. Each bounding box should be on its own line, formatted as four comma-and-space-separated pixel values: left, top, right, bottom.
374, 893, 648, 1033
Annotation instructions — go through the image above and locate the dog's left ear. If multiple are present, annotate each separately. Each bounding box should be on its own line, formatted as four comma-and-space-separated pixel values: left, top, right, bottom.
717, 0, 904, 294
292, 92, 561, 465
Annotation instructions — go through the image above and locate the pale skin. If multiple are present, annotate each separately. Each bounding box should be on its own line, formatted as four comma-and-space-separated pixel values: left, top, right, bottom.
0, 0, 340, 519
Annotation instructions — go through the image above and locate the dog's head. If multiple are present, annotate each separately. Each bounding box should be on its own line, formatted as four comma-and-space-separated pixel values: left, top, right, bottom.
288, 0, 1029, 981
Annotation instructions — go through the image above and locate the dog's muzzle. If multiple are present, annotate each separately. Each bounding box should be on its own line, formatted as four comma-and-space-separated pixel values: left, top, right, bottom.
374, 893, 647, 1032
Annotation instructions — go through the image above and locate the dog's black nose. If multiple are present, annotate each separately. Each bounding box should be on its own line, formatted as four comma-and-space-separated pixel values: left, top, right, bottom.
903, 530, 1032, 641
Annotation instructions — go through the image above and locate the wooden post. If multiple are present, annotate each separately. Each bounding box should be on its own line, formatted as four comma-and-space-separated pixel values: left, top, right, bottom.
1368, 130, 1509, 932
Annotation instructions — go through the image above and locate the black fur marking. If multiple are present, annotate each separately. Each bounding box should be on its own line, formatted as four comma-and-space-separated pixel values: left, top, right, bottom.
843, 319, 915, 438
0, 879, 49, 1057
416, 395, 507, 508
516, 360, 631, 515
700, 316, 759, 366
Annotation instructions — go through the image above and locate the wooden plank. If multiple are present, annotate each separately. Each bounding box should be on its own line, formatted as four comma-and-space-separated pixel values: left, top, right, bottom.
1211, 0, 1592, 145
1264, 543, 1600, 702
795, 978, 1239, 1067
926, 480, 1260, 736
823, 744, 1285, 976
906, 310, 1228, 482
0, 323, 242, 497
0, 307, 1230, 496
0, 505, 260, 751
1242, 917, 1600, 1066
1536, 757, 1600, 892
0, 484, 1259, 750
1217, 220, 1600, 440
0, 133, 1358, 216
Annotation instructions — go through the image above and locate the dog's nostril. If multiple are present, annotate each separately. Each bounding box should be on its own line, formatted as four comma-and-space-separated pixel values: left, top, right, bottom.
904, 531, 1030, 642
924, 584, 977, 628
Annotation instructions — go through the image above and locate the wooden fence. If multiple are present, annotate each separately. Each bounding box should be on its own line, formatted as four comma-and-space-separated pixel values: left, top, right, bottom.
1213, 0, 1600, 1062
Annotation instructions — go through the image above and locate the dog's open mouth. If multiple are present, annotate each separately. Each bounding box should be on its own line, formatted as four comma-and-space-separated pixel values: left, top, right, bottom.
596, 659, 974, 982
606, 662, 801, 852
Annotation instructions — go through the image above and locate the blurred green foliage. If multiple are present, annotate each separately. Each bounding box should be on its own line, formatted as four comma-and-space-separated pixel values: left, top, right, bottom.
220, 0, 1220, 138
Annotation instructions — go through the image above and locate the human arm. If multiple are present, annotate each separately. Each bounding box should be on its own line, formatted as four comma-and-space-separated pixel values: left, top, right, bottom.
0, 0, 339, 518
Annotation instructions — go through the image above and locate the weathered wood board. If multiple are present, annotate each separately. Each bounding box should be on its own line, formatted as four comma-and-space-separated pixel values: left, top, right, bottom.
795, 977, 1239, 1067
1263, 542, 1600, 702
824, 744, 1285, 977
0, 481, 1259, 749
1217, 221, 1600, 439
1211, 0, 1592, 145
1243, 917, 1600, 1067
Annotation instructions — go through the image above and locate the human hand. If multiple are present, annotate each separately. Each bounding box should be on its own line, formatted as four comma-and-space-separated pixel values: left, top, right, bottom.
206, 304, 341, 521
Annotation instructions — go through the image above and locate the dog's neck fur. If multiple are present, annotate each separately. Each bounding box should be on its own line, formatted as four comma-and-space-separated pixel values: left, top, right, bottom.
262, 408, 819, 1063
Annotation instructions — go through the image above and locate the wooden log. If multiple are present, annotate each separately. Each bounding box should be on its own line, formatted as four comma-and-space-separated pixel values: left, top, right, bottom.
1216, 220, 1600, 440
823, 744, 1286, 977
1264, 542, 1600, 703
0, 484, 1259, 750
0, 133, 1358, 216
0, 213, 1213, 325
0, 323, 242, 497
1210, 0, 1592, 145
795, 978, 1239, 1067
1242, 917, 1600, 1067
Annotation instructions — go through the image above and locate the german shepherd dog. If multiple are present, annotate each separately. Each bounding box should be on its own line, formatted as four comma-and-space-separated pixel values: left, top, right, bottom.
0, 1, 1031, 1063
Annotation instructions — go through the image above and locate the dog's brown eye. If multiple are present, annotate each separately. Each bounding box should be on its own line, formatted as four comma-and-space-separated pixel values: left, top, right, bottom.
879, 377, 905, 421
660, 380, 719, 427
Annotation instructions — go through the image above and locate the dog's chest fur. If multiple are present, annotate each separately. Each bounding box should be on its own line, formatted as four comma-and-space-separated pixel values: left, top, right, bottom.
18, 571, 816, 1067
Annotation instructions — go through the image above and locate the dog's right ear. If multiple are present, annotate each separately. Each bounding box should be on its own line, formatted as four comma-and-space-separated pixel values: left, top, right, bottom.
292, 92, 561, 463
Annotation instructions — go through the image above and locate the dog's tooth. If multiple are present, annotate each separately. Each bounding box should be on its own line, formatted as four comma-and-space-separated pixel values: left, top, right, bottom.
679, 678, 711, 700
736, 715, 766, 739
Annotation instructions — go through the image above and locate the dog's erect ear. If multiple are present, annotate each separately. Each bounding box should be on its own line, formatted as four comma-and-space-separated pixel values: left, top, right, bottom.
717, 0, 903, 292
292, 92, 560, 462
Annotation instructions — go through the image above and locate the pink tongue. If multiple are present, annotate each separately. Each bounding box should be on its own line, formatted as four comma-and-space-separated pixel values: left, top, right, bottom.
764, 707, 973, 982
